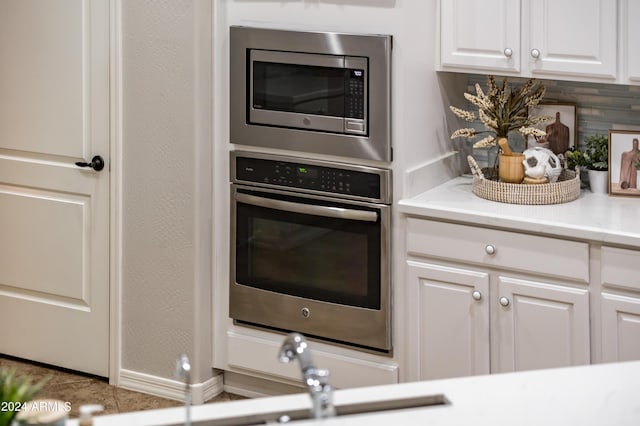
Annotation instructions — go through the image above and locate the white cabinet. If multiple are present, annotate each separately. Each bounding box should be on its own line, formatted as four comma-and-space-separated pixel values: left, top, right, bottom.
405, 218, 591, 381
440, 0, 618, 81
526, 0, 616, 80
600, 246, 640, 362
406, 260, 490, 380
440, 0, 521, 73
495, 276, 590, 372
622, 0, 640, 84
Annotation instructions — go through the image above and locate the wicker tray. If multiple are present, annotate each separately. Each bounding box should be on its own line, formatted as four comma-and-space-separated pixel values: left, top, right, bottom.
467, 155, 581, 205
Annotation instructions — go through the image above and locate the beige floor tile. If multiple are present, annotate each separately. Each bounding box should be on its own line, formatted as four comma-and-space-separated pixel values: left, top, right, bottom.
114, 387, 182, 413
37, 379, 119, 418
1, 355, 247, 419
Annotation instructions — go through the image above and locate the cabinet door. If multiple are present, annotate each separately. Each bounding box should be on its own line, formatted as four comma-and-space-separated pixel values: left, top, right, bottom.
440, 0, 520, 72
527, 0, 616, 79
623, 0, 640, 83
406, 260, 490, 381
494, 276, 590, 373
601, 293, 640, 362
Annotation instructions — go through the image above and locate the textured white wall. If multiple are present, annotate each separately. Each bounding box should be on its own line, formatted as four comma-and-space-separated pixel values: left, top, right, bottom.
121, 0, 213, 382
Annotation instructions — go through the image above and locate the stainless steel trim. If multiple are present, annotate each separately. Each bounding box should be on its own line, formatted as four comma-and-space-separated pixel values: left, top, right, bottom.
230, 26, 392, 162
251, 50, 346, 68
236, 192, 379, 222
250, 109, 346, 133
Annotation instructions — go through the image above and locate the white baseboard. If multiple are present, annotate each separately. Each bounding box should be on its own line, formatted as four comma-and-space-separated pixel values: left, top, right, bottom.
119, 369, 224, 404
223, 371, 303, 399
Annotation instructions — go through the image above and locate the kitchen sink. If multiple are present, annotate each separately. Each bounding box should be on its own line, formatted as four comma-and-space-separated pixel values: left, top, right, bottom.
165, 393, 448, 426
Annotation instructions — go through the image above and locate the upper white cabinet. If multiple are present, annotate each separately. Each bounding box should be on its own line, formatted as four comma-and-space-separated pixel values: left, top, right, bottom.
622, 0, 640, 83
440, 0, 521, 73
440, 0, 619, 82
526, 0, 616, 80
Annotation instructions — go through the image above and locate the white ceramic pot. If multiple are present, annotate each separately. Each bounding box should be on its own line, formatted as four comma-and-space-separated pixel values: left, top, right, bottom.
588, 169, 608, 194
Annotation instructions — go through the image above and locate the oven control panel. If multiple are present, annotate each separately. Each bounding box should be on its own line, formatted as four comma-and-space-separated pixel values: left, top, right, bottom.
233, 153, 391, 203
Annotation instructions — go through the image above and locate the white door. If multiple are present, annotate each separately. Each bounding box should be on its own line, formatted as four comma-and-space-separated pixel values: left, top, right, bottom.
0, 0, 110, 376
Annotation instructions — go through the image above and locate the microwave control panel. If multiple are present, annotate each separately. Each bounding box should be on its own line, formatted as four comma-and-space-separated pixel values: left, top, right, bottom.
346, 69, 365, 119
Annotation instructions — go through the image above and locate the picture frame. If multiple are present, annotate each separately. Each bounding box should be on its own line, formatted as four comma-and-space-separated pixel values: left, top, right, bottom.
609, 130, 640, 196
527, 102, 578, 155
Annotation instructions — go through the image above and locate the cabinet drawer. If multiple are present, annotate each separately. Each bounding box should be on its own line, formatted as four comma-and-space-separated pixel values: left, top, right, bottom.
406, 219, 589, 282
602, 246, 640, 291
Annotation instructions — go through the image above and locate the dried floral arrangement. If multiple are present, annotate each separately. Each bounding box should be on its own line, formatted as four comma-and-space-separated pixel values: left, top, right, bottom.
450, 75, 550, 150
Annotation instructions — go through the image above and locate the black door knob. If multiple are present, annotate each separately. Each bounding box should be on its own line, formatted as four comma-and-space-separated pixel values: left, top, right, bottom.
75, 155, 105, 172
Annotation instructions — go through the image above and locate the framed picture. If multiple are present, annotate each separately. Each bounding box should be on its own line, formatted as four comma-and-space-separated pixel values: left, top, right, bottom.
527, 102, 577, 155
609, 130, 640, 196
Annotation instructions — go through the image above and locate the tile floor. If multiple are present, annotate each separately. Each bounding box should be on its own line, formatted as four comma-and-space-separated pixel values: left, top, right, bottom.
0, 355, 245, 419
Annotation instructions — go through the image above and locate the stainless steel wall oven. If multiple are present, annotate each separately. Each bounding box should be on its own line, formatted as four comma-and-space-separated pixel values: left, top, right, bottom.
230, 151, 392, 353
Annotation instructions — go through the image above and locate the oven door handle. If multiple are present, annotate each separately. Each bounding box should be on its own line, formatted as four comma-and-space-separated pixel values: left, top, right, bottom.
236, 193, 379, 222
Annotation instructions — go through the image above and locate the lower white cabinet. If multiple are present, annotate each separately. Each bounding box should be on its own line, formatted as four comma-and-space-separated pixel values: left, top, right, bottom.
600, 246, 640, 362
494, 276, 590, 373
601, 293, 640, 362
405, 218, 591, 381
407, 260, 590, 381
407, 260, 490, 380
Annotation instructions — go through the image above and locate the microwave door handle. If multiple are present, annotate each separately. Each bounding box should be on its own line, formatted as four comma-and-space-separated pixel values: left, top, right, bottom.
235, 193, 378, 222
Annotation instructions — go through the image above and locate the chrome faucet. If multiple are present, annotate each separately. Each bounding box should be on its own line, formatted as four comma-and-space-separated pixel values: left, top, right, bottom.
279, 333, 335, 420
175, 354, 192, 426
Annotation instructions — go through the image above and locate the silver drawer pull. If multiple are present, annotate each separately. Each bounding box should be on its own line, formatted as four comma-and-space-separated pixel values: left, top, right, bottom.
500, 297, 510, 307
472, 291, 482, 301
485, 244, 496, 255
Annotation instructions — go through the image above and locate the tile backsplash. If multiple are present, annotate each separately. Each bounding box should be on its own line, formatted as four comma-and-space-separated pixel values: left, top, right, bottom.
464, 74, 640, 166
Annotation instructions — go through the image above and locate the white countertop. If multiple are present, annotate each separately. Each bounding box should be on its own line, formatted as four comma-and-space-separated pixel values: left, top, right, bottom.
68, 360, 640, 425
399, 175, 640, 248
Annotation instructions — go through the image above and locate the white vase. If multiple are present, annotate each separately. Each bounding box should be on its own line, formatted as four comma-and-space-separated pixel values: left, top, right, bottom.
588, 169, 608, 194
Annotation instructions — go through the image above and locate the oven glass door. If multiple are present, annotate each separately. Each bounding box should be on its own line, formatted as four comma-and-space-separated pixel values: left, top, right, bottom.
234, 188, 382, 310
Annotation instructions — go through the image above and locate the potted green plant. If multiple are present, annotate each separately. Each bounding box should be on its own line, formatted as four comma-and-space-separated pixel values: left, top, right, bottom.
565, 134, 609, 193
0, 368, 46, 426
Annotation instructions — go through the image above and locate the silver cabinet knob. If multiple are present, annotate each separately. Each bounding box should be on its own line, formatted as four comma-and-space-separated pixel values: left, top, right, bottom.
503, 47, 513, 58
485, 245, 496, 255
499, 297, 510, 307
472, 290, 482, 301
530, 48, 541, 58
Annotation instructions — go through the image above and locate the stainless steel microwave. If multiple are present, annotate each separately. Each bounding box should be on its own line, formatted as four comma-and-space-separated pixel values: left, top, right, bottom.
230, 26, 393, 162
